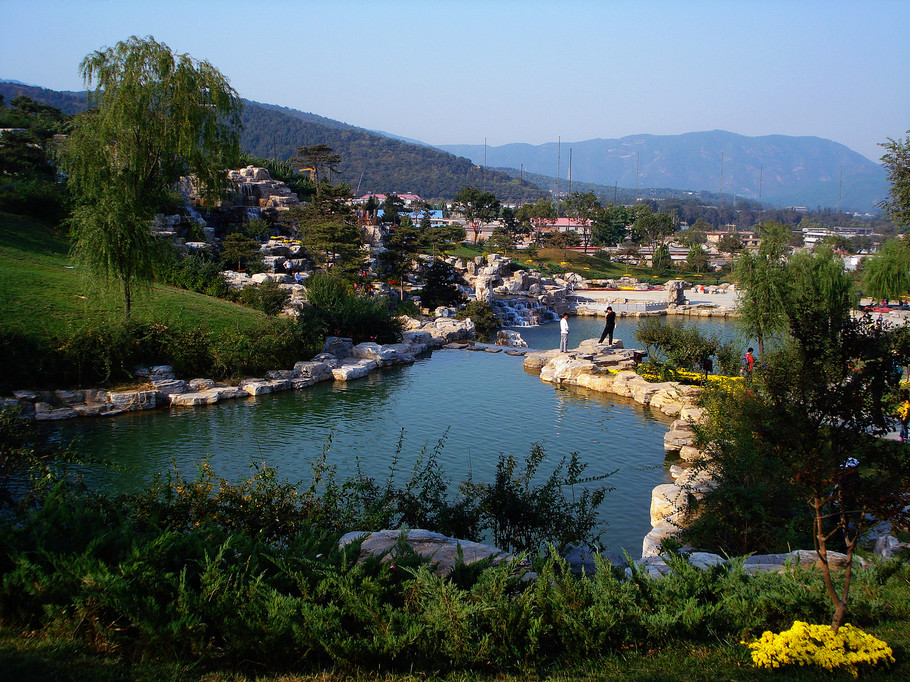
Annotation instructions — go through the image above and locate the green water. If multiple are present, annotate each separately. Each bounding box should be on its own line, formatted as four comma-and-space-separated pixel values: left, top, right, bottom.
47, 316, 740, 554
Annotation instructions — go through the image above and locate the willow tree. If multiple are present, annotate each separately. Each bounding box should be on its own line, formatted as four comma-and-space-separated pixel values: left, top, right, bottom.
863, 237, 910, 303
64, 36, 242, 318
733, 221, 792, 355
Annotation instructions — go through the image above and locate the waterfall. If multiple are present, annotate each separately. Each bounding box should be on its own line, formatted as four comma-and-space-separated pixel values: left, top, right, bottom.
491, 298, 558, 327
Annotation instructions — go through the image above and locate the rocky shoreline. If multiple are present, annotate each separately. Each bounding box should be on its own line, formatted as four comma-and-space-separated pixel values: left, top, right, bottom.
0, 316, 479, 421
523, 338, 908, 565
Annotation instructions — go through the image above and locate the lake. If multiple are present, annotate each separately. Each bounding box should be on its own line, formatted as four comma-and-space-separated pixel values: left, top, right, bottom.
45, 315, 740, 554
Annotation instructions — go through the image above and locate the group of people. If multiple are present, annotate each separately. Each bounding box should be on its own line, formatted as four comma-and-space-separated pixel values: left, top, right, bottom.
559, 307, 616, 353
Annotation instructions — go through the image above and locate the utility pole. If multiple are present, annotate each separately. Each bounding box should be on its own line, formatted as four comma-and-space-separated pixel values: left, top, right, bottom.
838, 165, 844, 213
635, 151, 640, 200
568, 148, 573, 196
483, 137, 487, 191
759, 164, 763, 206
556, 136, 561, 215
719, 151, 725, 205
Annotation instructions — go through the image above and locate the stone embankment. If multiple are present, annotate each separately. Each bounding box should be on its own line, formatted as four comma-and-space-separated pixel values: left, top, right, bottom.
525, 337, 909, 564
0, 316, 479, 421
524, 338, 709, 560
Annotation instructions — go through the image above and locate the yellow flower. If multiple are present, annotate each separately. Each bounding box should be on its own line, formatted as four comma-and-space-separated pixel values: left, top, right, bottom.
742, 621, 894, 677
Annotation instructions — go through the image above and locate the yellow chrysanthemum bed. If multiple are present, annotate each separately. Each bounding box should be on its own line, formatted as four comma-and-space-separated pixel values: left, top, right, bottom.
742, 621, 894, 677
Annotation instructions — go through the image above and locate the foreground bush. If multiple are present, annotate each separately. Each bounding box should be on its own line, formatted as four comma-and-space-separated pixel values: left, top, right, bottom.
2, 453, 908, 676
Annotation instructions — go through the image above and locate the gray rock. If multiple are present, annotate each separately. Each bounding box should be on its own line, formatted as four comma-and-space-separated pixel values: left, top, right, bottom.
332, 359, 380, 381
33, 402, 78, 421
293, 361, 334, 382
323, 337, 355, 359
338, 529, 534, 578
54, 390, 85, 405
188, 378, 215, 391
107, 390, 158, 412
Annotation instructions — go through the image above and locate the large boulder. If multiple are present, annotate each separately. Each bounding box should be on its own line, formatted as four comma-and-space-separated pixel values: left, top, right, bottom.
293, 361, 335, 383
332, 359, 381, 381
323, 337, 355, 359
494, 330, 528, 348
338, 529, 534, 578
352, 342, 415, 365
107, 390, 158, 412
539, 355, 597, 384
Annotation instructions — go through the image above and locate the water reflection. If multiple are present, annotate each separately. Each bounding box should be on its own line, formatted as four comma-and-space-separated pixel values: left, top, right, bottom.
44, 319, 741, 554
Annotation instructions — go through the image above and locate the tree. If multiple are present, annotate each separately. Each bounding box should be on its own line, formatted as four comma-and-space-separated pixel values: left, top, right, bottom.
220, 233, 262, 272
590, 204, 630, 247
290, 143, 341, 186
879, 132, 910, 230
299, 220, 364, 278
63, 36, 242, 318
565, 191, 600, 253
717, 232, 745, 258
377, 224, 420, 299
380, 193, 406, 226
863, 238, 910, 303
420, 259, 465, 310
686, 244, 709, 273
678, 227, 708, 249
517, 197, 557, 230
733, 221, 792, 355
632, 211, 678, 249
420, 223, 465, 256
453, 187, 500, 243
687, 247, 910, 632
545, 230, 580, 259
487, 225, 516, 255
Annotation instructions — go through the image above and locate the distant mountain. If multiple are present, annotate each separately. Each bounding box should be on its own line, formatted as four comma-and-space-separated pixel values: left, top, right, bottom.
0, 81, 547, 203
239, 100, 546, 202
439, 131, 888, 212
0, 81, 88, 114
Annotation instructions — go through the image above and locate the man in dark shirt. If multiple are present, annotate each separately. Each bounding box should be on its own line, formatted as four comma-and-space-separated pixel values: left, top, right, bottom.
599, 306, 616, 345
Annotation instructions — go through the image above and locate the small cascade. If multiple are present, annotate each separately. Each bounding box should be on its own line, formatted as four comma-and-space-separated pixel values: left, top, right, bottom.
492, 298, 558, 327
245, 206, 261, 221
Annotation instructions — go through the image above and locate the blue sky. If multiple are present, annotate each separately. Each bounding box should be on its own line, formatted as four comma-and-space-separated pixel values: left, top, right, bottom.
1, 0, 906, 162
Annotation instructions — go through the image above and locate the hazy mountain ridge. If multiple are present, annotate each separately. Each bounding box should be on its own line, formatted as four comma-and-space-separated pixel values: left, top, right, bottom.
439, 130, 888, 212
0, 80, 546, 203
1, 80, 886, 210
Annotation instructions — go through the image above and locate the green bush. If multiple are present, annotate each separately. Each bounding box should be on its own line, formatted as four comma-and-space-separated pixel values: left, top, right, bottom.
634, 317, 738, 378
304, 273, 403, 344
2, 458, 908, 675
154, 252, 230, 298
456, 300, 500, 342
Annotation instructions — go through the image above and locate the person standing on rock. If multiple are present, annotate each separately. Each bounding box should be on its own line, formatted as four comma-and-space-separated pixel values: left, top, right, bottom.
559, 313, 569, 352
598, 306, 616, 345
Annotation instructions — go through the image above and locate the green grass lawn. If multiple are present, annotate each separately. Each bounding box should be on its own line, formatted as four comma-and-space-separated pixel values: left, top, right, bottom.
0, 212, 268, 339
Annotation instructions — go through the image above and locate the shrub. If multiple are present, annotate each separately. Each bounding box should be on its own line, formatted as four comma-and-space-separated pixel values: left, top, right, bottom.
237, 279, 290, 315
456, 300, 500, 342
154, 252, 229, 298
420, 260, 465, 310
304, 273, 402, 344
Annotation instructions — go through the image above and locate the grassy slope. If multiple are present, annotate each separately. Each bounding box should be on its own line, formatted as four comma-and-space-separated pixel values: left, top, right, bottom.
0, 212, 268, 339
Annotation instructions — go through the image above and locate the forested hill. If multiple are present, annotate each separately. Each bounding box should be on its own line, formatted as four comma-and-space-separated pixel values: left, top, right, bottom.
239, 100, 545, 202
441, 131, 889, 213
0, 81, 546, 203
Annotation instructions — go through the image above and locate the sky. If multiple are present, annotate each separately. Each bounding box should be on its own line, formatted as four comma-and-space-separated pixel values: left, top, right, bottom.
1, 0, 907, 162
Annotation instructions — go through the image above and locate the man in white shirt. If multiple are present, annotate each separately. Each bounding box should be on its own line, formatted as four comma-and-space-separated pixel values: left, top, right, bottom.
560, 313, 569, 352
